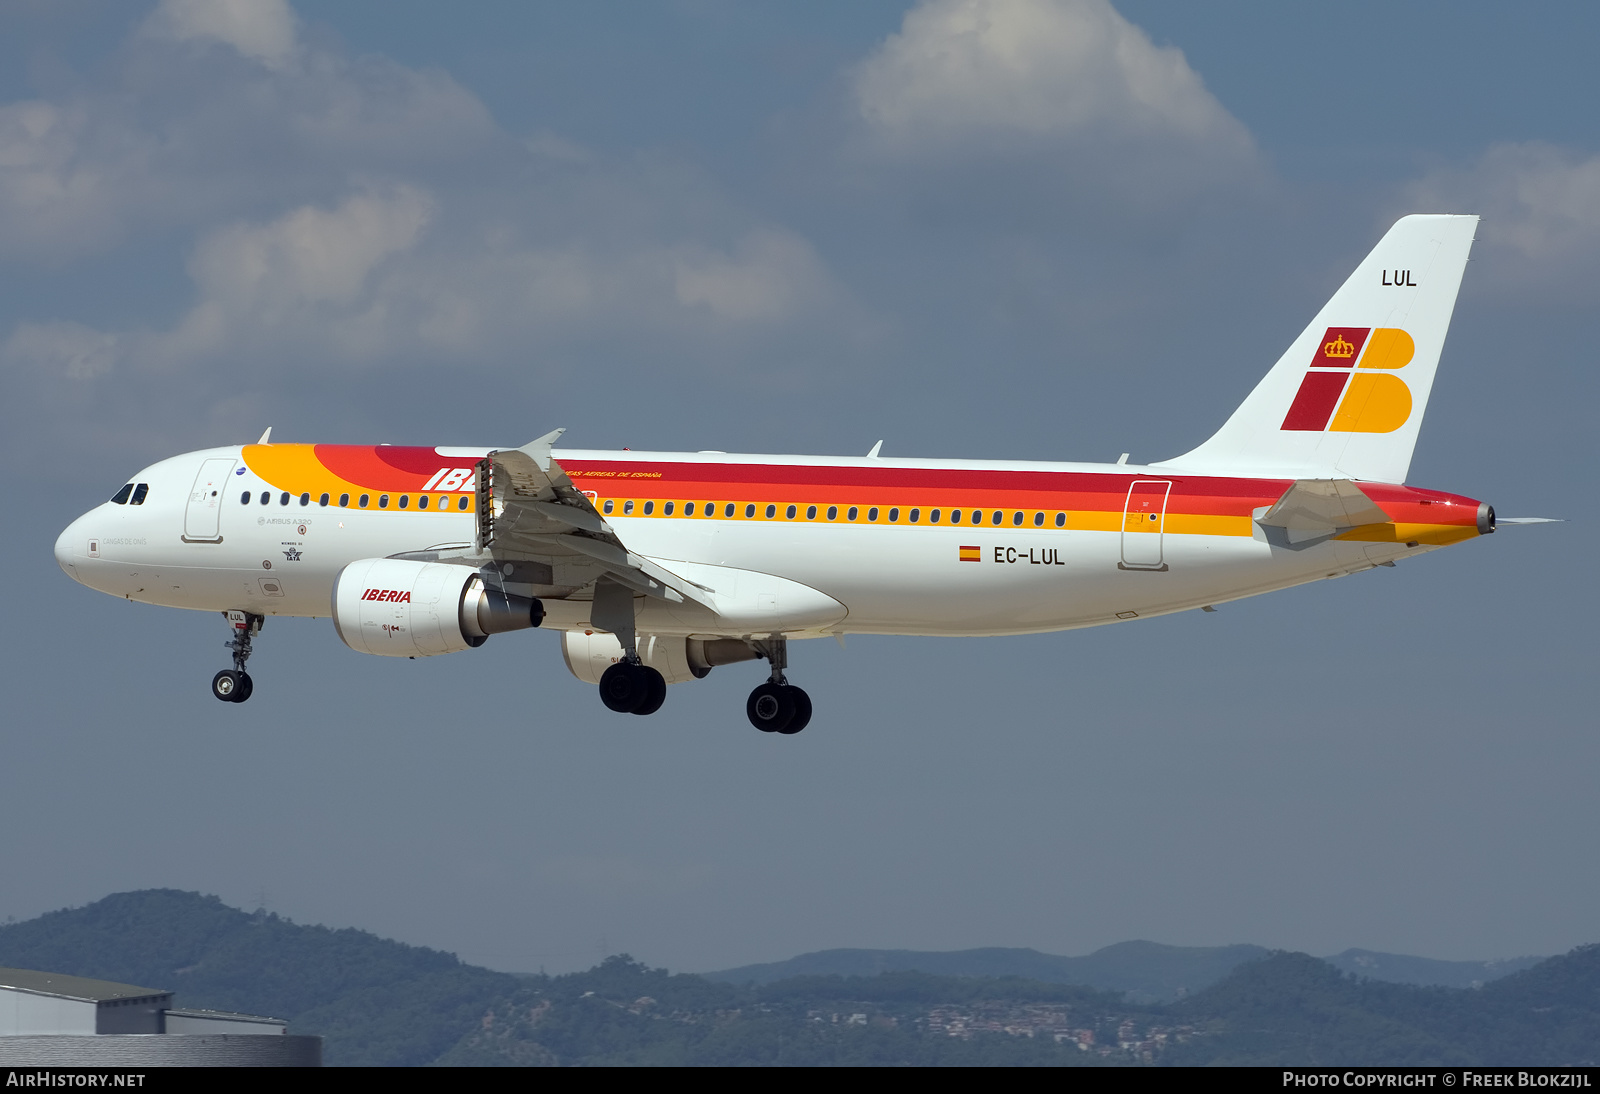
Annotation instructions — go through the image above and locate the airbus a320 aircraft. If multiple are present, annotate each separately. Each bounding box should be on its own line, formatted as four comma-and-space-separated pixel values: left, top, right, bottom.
54, 215, 1546, 733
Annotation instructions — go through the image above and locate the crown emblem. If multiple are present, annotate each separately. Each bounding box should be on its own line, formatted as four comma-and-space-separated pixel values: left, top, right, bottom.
1323, 334, 1355, 359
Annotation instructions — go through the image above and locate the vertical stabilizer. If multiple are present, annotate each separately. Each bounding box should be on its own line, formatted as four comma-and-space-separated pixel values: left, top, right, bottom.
1160, 214, 1478, 483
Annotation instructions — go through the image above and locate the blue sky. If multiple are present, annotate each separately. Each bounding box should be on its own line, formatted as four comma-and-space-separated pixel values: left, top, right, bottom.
1, 1, 1593, 974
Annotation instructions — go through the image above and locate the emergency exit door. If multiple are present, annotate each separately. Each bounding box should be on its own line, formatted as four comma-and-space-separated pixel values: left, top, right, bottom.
1119, 480, 1171, 571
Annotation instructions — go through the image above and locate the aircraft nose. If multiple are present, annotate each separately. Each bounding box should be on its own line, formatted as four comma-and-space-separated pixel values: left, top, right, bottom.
55, 515, 85, 578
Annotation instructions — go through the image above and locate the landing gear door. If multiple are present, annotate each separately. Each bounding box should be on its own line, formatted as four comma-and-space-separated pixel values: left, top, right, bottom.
1119, 480, 1171, 571
184, 458, 236, 543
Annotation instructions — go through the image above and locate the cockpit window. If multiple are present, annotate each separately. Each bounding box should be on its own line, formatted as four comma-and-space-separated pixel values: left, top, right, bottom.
130, 483, 149, 505
110, 484, 134, 505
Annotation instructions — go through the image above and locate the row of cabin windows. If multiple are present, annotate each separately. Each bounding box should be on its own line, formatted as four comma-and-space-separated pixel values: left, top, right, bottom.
110, 483, 150, 505
239, 490, 471, 511
599, 498, 1069, 528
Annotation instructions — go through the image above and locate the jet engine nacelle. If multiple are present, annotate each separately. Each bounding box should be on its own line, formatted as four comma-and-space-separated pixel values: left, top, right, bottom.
332, 557, 543, 658
560, 632, 758, 685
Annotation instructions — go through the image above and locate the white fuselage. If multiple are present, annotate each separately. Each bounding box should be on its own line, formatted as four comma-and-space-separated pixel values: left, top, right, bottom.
55, 445, 1480, 644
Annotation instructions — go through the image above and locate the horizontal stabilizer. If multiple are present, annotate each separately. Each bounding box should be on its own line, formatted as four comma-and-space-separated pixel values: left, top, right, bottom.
1256, 479, 1389, 547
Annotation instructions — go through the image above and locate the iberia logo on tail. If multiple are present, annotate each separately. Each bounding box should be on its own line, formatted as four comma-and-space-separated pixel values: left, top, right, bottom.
1281, 327, 1415, 433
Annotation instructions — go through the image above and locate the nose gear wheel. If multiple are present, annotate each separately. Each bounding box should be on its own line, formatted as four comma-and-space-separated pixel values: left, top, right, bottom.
213, 611, 262, 703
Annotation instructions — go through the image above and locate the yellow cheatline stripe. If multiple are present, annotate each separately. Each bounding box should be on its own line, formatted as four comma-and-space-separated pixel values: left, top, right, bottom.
1336, 522, 1478, 546
241, 444, 476, 512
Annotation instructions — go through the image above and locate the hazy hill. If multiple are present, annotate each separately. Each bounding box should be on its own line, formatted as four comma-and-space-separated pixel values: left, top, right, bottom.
0, 889, 518, 1066
1164, 947, 1600, 1066
702, 942, 1269, 1002
1, 890, 1591, 1066
704, 941, 1539, 1001
1322, 948, 1545, 989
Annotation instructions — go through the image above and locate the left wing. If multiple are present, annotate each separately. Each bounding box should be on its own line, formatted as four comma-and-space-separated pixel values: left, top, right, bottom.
475, 430, 714, 609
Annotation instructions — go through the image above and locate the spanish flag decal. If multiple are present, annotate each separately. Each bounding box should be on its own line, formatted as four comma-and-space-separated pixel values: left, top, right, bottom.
959, 546, 981, 562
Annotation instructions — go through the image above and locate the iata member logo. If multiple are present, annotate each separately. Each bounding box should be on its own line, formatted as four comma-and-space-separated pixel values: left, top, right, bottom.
1281, 327, 1414, 433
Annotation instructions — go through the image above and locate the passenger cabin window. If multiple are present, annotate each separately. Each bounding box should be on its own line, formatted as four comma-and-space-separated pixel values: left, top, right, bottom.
1033, 512, 1044, 526
359, 494, 370, 508
1055, 512, 1066, 527
623, 500, 634, 515
827, 506, 838, 520
280, 492, 290, 506
111, 484, 134, 505
765, 504, 776, 518
398, 495, 409, 509
888, 507, 899, 522
378, 494, 390, 509
847, 506, 858, 521
991, 511, 1002, 525
131, 483, 149, 505
260, 491, 271, 505
868, 507, 879, 521
418, 495, 428, 509
339, 493, 350, 507
786, 504, 797, 519
663, 502, 674, 516
603, 499, 614, 514
1012, 511, 1023, 526
806, 505, 816, 520
909, 508, 920, 523
971, 511, 982, 524
951, 510, 961, 523
319, 493, 330, 507
457, 497, 469, 510
240, 491, 252, 505
643, 501, 654, 515
930, 509, 940, 523
300, 492, 311, 506
684, 502, 694, 516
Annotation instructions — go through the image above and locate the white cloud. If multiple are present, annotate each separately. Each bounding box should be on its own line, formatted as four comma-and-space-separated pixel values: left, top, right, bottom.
2, 321, 122, 381
4, 184, 845, 384
190, 186, 433, 313
674, 230, 831, 323
0, 3, 491, 262
0, 100, 155, 258
854, 0, 1251, 156
1405, 143, 1600, 293
143, 0, 299, 70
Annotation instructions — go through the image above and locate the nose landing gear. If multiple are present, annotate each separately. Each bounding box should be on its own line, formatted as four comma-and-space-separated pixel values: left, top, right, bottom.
212, 610, 262, 703
746, 636, 811, 734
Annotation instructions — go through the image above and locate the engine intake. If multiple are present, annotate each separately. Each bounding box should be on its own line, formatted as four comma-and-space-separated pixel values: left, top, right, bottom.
333, 558, 543, 658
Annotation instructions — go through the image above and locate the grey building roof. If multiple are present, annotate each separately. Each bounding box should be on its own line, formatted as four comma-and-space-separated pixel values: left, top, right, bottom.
164, 1008, 287, 1025
0, 968, 170, 1003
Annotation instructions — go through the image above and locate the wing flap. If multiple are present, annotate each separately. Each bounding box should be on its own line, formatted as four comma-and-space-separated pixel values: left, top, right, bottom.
478, 432, 714, 611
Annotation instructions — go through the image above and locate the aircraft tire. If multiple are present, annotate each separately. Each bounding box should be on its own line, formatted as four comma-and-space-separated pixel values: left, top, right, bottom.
777, 687, 811, 734
232, 672, 254, 703
599, 662, 649, 713
212, 670, 241, 703
746, 682, 795, 733
632, 667, 667, 716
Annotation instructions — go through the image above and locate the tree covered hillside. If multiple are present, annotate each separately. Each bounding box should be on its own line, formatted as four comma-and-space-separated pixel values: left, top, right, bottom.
0, 889, 518, 1066
1, 891, 1595, 1066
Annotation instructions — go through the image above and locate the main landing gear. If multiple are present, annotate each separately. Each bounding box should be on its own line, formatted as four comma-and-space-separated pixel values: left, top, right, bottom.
746, 636, 811, 735
212, 610, 262, 703
598, 658, 667, 716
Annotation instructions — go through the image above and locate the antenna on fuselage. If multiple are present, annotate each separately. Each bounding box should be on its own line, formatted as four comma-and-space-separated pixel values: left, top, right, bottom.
866, 440, 883, 458
257, 427, 273, 444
